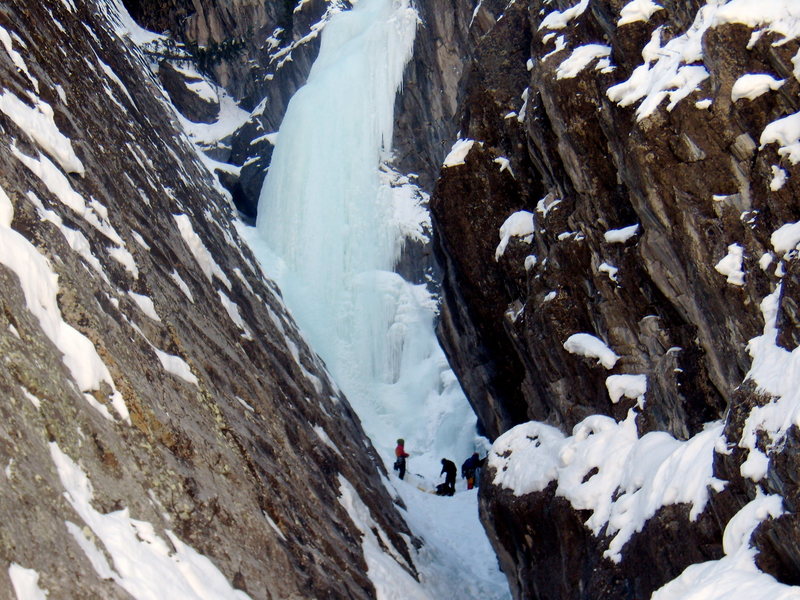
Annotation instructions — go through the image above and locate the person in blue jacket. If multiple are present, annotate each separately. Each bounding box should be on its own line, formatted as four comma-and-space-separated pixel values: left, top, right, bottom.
461, 452, 481, 489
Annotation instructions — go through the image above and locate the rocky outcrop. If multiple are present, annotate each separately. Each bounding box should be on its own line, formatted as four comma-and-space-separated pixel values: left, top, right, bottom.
0, 1, 418, 597
122, 0, 339, 217
158, 60, 220, 122
426, 0, 800, 597
121, 0, 325, 106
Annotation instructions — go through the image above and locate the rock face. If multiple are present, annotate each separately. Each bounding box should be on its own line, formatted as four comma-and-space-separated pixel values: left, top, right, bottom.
121, 0, 338, 218
0, 1, 419, 597
158, 60, 220, 123
424, 0, 800, 598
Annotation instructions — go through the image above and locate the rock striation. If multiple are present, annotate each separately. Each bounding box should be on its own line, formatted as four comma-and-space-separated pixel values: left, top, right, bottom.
0, 1, 419, 597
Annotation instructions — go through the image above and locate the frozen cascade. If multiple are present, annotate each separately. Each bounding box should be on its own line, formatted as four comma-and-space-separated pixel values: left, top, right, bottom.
249, 0, 510, 597
254, 0, 480, 475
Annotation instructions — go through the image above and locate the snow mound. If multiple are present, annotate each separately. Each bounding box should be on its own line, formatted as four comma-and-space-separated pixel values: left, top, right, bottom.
490, 411, 725, 563
443, 138, 478, 167
563, 333, 619, 369
495, 211, 535, 260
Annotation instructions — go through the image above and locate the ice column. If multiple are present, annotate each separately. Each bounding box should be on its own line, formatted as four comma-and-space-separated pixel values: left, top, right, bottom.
256, 0, 478, 469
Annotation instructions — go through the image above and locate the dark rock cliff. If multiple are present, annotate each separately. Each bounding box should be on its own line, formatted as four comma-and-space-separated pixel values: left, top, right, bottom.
0, 1, 418, 597
423, 0, 800, 598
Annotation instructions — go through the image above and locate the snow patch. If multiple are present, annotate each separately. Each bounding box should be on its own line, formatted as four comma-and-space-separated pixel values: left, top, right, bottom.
0, 25, 39, 92
263, 511, 286, 542
738, 285, 800, 484
443, 139, 477, 167
618, 0, 663, 26
771, 221, 800, 254
715, 243, 746, 286
0, 92, 84, 174
760, 112, 800, 164
338, 475, 428, 599
8, 564, 48, 600
109, 245, 139, 279
493, 156, 514, 177
606, 374, 647, 405
563, 333, 619, 369
652, 493, 790, 600
495, 211, 535, 261
714, 1, 800, 45
217, 290, 252, 339
128, 292, 161, 322
154, 348, 198, 386
604, 224, 640, 243
540, 0, 590, 30
12, 146, 123, 245
607, 4, 717, 120
176, 87, 247, 148
770, 166, 788, 191
131, 230, 151, 250
97, 58, 137, 108
174, 214, 231, 290
313, 425, 342, 456
49, 443, 250, 599
25, 190, 111, 285
0, 186, 128, 422
20, 386, 42, 409
599, 262, 619, 283
556, 44, 611, 79
731, 73, 784, 102
170, 270, 194, 303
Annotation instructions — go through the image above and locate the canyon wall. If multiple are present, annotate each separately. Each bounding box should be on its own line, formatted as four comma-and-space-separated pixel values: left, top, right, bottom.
0, 1, 419, 597
11, 0, 800, 598
425, 0, 800, 598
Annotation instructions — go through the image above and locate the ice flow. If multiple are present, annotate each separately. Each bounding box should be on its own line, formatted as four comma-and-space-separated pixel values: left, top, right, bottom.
255, 0, 480, 473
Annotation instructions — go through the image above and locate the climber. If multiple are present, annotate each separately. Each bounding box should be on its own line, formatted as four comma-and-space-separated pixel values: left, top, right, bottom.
438, 458, 457, 496
394, 438, 410, 480
461, 452, 481, 490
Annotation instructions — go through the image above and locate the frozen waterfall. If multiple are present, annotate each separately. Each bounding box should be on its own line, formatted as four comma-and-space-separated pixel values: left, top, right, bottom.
254, 0, 481, 475
249, 0, 510, 596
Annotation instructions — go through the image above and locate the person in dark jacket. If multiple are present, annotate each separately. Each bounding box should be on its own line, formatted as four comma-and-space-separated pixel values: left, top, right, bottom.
439, 458, 457, 496
394, 439, 410, 480
461, 452, 481, 490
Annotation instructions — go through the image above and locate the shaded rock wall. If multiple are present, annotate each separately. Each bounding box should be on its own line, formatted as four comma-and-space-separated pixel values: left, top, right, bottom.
0, 1, 418, 597
432, 0, 795, 443
425, 0, 800, 598
121, 0, 328, 108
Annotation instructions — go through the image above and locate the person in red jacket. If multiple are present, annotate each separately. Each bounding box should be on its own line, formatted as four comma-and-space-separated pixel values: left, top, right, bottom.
394, 438, 410, 479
